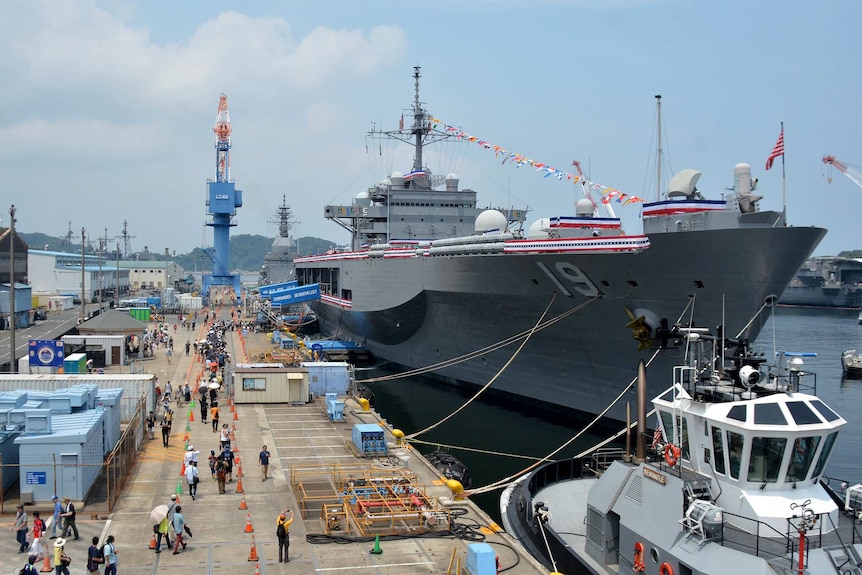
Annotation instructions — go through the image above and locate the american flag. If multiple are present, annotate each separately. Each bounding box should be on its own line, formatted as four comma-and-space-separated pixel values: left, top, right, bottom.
651, 424, 663, 448
765, 128, 784, 170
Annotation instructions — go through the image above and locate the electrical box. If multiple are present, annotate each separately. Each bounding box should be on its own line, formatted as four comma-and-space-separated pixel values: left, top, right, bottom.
465, 542, 496, 575
352, 423, 387, 456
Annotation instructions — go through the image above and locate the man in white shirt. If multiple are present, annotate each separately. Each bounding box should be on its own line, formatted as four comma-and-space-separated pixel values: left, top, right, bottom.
185, 461, 200, 500
184, 446, 200, 467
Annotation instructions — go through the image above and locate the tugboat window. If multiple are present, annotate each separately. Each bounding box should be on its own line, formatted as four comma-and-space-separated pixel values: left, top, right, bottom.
810, 399, 840, 422
727, 431, 744, 480
786, 402, 821, 425
754, 403, 787, 425
785, 436, 820, 482
748, 436, 786, 483
711, 427, 726, 475
812, 432, 838, 477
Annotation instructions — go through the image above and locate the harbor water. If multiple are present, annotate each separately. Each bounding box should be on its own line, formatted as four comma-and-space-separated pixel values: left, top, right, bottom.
362, 307, 862, 523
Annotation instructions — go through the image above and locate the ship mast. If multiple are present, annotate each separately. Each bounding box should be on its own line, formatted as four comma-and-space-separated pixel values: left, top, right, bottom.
412, 66, 426, 173
655, 94, 662, 200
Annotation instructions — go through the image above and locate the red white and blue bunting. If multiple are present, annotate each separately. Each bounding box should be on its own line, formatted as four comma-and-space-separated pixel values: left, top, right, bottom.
428, 117, 645, 206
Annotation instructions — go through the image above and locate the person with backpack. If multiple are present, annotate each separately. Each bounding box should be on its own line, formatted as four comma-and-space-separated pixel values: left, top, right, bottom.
29, 511, 45, 560
19, 555, 39, 575
276, 508, 294, 563
215, 458, 227, 494
87, 537, 104, 573
102, 535, 117, 575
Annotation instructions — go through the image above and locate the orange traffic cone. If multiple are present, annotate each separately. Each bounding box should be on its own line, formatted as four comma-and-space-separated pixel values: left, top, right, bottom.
148, 532, 157, 550
236, 476, 245, 494
183, 431, 189, 442
245, 513, 254, 533
233, 410, 239, 421
181, 461, 186, 475
40, 551, 53, 572
230, 429, 236, 442
237, 464, 244, 478
247, 536, 259, 561
253, 563, 261, 575
235, 455, 241, 466
232, 442, 239, 453
189, 409, 195, 422
239, 496, 248, 510
230, 403, 235, 413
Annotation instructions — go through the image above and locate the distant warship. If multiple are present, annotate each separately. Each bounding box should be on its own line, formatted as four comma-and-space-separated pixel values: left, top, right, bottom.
259, 195, 299, 286
779, 256, 862, 309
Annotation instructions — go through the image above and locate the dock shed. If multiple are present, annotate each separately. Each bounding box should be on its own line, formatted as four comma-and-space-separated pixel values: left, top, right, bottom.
62, 334, 128, 367
301, 361, 352, 397
233, 364, 309, 405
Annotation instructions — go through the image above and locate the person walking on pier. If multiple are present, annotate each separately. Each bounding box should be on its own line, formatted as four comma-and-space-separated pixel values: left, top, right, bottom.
171, 506, 187, 554
199, 395, 208, 424
185, 461, 199, 500
12, 504, 28, 553
60, 497, 79, 541
160, 414, 172, 448
87, 536, 104, 573
259, 445, 271, 481
211, 402, 219, 432
50, 495, 62, 539
102, 535, 117, 575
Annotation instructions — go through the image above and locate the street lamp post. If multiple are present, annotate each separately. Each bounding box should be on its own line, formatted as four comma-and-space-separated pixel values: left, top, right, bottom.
98, 238, 104, 311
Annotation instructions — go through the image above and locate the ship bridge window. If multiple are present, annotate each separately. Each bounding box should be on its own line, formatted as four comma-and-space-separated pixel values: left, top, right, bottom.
786, 402, 821, 425
727, 405, 747, 422
810, 400, 840, 422
727, 431, 744, 480
711, 427, 726, 475
754, 403, 787, 425
785, 436, 820, 483
748, 437, 787, 483
812, 431, 838, 477
658, 410, 690, 461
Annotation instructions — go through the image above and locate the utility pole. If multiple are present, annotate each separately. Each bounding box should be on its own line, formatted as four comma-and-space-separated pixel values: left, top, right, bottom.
115, 242, 120, 306
80, 227, 86, 323
9, 204, 17, 374
98, 237, 105, 311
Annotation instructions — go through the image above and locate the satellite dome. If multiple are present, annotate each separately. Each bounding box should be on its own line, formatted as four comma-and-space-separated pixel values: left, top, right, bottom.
445, 173, 458, 180
475, 210, 508, 234
527, 218, 551, 239
356, 191, 369, 199
391, 171, 404, 178
576, 199, 594, 217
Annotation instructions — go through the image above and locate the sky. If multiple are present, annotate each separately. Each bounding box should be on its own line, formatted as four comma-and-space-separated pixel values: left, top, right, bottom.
0, 0, 860, 258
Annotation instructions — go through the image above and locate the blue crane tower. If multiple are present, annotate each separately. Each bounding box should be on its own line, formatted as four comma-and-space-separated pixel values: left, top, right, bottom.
202, 93, 243, 302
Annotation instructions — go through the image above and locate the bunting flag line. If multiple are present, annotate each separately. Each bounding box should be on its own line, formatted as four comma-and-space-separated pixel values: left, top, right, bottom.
428, 116, 645, 205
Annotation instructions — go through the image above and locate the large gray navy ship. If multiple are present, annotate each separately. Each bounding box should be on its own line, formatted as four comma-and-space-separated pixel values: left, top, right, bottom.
294, 67, 826, 422
779, 256, 862, 309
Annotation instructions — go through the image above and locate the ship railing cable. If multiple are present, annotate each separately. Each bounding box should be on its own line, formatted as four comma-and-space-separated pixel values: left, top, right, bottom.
359, 293, 602, 384
535, 506, 560, 574
467, 297, 699, 496
405, 292, 562, 440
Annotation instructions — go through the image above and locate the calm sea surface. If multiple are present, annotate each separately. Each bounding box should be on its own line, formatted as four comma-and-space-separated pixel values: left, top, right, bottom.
361, 307, 862, 523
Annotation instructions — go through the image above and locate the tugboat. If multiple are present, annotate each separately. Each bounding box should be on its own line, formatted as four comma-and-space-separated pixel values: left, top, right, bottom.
501, 326, 862, 575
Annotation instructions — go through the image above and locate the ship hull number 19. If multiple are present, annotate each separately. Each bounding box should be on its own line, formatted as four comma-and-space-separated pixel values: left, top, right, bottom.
536, 262, 600, 298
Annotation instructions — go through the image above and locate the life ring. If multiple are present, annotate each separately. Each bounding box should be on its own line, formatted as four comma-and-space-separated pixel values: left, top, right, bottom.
633, 541, 645, 572
664, 443, 681, 467
659, 562, 673, 575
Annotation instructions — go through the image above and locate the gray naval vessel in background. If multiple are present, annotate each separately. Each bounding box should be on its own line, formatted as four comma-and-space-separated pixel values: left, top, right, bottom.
259, 195, 299, 286
779, 256, 862, 309
295, 67, 826, 423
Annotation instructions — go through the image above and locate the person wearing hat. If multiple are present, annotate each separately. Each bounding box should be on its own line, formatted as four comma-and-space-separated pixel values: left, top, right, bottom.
53, 537, 71, 575
12, 503, 28, 553
276, 508, 294, 563
183, 446, 200, 467
185, 461, 199, 500
50, 495, 62, 539
60, 497, 79, 540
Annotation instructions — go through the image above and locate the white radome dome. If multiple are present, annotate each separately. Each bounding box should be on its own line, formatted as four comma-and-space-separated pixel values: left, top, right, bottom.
356, 191, 369, 199
391, 171, 404, 178
475, 210, 508, 234
446, 173, 458, 180
527, 218, 551, 239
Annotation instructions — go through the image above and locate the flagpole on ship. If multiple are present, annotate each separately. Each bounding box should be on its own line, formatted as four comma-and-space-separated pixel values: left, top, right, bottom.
781, 121, 786, 219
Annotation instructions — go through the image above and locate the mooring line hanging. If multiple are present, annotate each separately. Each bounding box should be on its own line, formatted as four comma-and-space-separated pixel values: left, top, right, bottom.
405, 292, 560, 440
468, 295, 701, 495
360, 293, 602, 384
407, 438, 549, 461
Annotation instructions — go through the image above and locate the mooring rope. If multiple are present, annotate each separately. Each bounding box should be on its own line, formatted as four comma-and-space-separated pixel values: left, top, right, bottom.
405, 292, 561, 440
407, 438, 549, 461
359, 294, 602, 384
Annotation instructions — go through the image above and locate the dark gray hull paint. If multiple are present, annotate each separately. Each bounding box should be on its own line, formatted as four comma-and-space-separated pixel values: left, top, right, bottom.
308, 225, 825, 421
